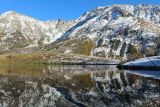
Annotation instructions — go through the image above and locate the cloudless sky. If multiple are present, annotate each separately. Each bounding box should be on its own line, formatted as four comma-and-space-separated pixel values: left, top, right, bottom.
0, 0, 160, 21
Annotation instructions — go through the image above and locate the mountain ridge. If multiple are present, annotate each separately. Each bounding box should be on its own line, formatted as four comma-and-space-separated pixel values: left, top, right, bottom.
0, 11, 76, 50
51, 4, 160, 60
0, 4, 160, 61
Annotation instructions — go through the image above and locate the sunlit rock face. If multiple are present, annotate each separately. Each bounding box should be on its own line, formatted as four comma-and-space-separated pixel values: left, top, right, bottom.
0, 11, 76, 50
0, 65, 159, 107
1, 5, 160, 60
52, 5, 160, 60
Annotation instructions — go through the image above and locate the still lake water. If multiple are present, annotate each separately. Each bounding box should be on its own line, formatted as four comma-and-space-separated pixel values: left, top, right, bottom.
0, 64, 159, 107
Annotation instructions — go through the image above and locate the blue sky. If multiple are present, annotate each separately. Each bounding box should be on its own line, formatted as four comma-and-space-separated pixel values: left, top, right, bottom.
0, 0, 160, 21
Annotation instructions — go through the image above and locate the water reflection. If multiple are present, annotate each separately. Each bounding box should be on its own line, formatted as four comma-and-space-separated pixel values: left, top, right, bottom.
126, 70, 160, 80
0, 65, 159, 107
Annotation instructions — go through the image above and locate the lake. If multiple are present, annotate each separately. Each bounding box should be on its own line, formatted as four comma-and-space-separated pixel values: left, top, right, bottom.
0, 64, 159, 107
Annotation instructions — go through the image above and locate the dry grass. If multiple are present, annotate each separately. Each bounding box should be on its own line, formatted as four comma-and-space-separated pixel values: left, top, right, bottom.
44, 38, 94, 56
0, 51, 115, 65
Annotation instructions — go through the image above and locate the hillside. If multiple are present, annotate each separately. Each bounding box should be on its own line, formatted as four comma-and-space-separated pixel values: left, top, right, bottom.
49, 4, 160, 60
0, 5, 160, 61
0, 11, 76, 50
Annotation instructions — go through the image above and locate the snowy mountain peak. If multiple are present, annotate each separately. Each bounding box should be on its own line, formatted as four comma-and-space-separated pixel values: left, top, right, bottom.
0, 5, 160, 61
0, 11, 23, 17
1, 11, 17, 15
0, 11, 76, 50
53, 4, 160, 60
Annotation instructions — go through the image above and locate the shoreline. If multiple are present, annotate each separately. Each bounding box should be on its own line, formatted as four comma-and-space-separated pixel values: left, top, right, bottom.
0, 51, 118, 66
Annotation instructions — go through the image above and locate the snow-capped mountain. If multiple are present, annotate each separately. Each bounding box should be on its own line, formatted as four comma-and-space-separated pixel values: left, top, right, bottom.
0, 11, 76, 50
1, 5, 160, 60
53, 4, 160, 60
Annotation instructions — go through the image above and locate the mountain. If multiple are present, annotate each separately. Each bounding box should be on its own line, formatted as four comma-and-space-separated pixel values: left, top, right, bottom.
48, 4, 160, 60
1, 5, 160, 61
0, 11, 76, 50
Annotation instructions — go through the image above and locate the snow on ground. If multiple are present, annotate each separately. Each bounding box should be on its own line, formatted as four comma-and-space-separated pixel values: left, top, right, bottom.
124, 56, 160, 67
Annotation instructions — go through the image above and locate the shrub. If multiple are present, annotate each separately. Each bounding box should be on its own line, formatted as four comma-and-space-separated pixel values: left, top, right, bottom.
127, 43, 143, 61
127, 43, 138, 55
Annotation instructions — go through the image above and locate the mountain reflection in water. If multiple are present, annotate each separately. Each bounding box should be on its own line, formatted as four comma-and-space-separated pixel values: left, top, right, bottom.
0, 65, 159, 107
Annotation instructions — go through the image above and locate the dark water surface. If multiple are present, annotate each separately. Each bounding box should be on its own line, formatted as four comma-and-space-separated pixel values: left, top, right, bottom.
0, 65, 159, 107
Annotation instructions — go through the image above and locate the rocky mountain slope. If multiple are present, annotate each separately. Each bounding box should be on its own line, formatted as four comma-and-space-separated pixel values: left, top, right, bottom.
50, 4, 160, 60
0, 11, 76, 50
1, 5, 160, 61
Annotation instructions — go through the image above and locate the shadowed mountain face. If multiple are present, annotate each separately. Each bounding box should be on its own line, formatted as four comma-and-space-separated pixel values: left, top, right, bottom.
1, 5, 160, 60
0, 65, 159, 107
